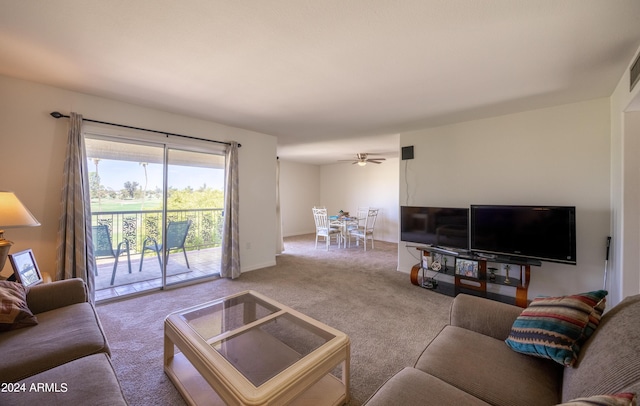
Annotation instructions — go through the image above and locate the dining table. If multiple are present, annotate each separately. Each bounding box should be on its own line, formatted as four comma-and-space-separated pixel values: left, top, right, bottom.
329, 214, 360, 248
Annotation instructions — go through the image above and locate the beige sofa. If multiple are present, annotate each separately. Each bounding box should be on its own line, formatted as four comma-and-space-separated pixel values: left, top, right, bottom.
365, 293, 640, 405
0, 278, 127, 405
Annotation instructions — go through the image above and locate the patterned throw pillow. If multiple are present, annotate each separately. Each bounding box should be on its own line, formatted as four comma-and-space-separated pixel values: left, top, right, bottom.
581, 294, 607, 345
505, 290, 608, 366
0, 281, 38, 332
557, 392, 636, 406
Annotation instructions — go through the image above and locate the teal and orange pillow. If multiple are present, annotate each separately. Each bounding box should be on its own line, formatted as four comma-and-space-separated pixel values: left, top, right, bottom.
505, 290, 607, 366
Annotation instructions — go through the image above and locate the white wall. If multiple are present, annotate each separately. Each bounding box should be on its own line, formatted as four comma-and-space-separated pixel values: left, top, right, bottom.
0, 75, 277, 277
609, 43, 640, 306
279, 160, 321, 236
278, 157, 400, 243
621, 112, 640, 299
320, 158, 399, 243
399, 98, 611, 300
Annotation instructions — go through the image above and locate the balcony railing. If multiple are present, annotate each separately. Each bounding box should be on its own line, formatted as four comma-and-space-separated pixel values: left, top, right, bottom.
92, 208, 224, 254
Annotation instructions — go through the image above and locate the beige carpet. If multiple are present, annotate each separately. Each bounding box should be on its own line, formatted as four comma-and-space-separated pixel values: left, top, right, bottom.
97, 234, 453, 405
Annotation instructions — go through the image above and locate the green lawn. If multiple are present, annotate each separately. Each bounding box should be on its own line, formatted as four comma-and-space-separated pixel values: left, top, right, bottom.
91, 198, 163, 212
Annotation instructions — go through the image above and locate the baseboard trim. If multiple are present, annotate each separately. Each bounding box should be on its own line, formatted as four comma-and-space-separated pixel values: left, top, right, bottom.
241, 260, 277, 273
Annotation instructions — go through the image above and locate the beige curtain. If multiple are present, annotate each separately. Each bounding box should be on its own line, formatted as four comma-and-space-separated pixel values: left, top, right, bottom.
221, 141, 240, 279
55, 112, 96, 300
276, 158, 284, 254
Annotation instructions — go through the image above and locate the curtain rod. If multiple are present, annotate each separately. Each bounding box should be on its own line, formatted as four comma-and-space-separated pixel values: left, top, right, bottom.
50, 111, 241, 147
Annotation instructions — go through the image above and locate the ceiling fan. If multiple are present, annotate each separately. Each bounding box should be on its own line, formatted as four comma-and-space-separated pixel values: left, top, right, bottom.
339, 153, 386, 166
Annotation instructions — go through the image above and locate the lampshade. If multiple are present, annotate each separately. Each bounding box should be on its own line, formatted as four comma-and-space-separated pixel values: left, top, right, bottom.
0, 191, 40, 273
357, 161, 367, 167
0, 191, 40, 228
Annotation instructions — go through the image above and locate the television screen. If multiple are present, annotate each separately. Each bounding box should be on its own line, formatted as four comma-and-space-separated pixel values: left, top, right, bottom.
470, 205, 576, 264
400, 206, 469, 250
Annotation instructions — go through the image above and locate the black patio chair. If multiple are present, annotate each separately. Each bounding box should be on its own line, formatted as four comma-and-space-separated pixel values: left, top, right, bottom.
92, 224, 132, 285
139, 219, 192, 271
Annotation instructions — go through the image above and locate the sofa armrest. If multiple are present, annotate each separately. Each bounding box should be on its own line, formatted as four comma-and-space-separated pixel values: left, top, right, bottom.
26, 278, 88, 314
450, 294, 523, 341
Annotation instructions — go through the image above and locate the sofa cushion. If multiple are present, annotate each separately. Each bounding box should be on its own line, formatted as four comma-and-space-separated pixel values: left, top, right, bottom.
556, 393, 636, 406
26, 278, 88, 314
0, 281, 38, 331
415, 325, 563, 406
450, 293, 524, 341
0, 302, 110, 382
505, 290, 607, 367
2, 353, 127, 406
364, 367, 492, 406
562, 294, 640, 402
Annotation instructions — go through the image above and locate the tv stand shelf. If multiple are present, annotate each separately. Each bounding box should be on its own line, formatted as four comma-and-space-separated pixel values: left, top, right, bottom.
410, 248, 536, 307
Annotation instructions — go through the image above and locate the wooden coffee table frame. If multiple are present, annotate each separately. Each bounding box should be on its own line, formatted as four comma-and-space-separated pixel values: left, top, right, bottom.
164, 290, 350, 405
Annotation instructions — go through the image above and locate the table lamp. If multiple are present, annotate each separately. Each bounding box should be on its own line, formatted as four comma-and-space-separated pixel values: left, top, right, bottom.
0, 191, 41, 272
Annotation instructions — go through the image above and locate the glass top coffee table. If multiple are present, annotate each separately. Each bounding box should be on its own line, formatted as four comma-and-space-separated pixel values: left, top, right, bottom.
164, 290, 350, 405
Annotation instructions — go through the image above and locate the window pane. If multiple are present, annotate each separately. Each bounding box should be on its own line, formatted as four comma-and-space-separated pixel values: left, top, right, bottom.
87, 136, 224, 299
165, 148, 224, 284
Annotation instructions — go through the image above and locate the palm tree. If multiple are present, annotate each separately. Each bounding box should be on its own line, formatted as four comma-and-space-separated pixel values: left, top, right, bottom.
92, 158, 102, 210
140, 162, 148, 210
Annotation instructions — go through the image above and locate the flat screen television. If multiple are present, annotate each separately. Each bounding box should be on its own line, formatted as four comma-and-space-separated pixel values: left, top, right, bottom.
400, 206, 469, 250
470, 205, 577, 265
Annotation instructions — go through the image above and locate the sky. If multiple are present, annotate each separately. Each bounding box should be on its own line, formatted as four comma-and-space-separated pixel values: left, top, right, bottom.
89, 159, 224, 191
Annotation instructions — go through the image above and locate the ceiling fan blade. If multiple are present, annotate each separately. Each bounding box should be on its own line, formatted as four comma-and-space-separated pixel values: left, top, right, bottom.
340, 154, 386, 164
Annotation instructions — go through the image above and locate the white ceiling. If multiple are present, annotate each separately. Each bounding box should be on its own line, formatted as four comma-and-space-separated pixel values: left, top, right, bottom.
1, 1, 640, 165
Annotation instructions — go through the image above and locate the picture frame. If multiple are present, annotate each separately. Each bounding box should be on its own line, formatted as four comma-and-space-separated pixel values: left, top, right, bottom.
9, 249, 43, 287
455, 258, 479, 278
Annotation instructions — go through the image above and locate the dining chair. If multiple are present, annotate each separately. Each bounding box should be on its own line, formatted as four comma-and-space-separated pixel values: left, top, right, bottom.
346, 206, 369, 233
315, 206, 340, 230
314, 207, 339, 229
92, 224, 132, 285
348, 208, 379, 251
139, 219, 192, 271
312, 207, 342, 250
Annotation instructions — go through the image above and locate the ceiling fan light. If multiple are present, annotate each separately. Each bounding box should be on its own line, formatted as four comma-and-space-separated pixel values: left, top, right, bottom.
357, 161, 367, 166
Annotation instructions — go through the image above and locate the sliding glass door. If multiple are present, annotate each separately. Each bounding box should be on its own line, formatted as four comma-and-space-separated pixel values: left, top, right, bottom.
162, 148, 225, 285
85, 136, 225, 300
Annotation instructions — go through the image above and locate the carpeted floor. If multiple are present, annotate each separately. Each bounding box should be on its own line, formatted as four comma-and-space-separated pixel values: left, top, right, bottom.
97, 234, 453, 405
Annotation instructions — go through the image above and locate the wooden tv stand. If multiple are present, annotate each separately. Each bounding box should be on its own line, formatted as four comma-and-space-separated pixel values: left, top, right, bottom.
410, 248, 538, 307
